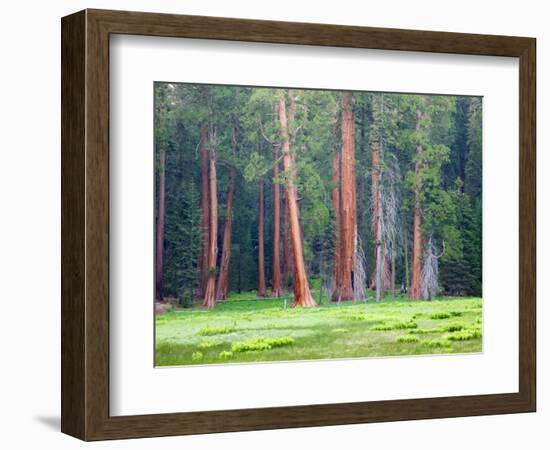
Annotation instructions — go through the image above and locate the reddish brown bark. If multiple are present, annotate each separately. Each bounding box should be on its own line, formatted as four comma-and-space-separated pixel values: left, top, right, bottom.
410, 109, 424, 300
338, 92, 357, 301
197, 125, 210, 297
331, 151, 342, 301
281, 185, 292, 288
215, 166, 235, 301
155, 145, 166, 301
278, 94, 316, 307
257, 181, 267, 297
202, 130, 218, 308
271, 144, 283, 297
215, 127, 238, 301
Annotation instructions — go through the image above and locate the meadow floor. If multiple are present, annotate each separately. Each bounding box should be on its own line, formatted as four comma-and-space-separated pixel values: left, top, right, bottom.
155, 291, 482, 367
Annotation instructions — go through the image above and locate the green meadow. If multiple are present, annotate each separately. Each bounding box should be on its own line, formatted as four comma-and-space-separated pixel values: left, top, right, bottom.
155, 290, 482, 367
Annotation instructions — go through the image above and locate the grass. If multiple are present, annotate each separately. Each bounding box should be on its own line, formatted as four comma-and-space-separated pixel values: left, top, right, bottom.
396, 335, 420, 343
155, 290, 482, 366
231, 336, 295, 352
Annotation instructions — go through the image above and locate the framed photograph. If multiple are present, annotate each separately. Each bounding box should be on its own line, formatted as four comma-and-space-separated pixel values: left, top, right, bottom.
61, 9, 536, 441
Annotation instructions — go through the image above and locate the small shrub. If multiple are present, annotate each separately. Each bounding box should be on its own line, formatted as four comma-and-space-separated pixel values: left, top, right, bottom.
347, 314, 366, 321
191, 351, 203, 361
372, 320, 418, 331
395, 320, 418, 330
424, 339, 451, 348
198, 339, 222, 349
410, 328, 440, 334
231, 337, 294, 353
430, 312, 451, 320
445, 328, 482, 341
178, 288, 195, 309
440, 323, 465, 332
219, 351, 233, 359
397, 335, 419, 343
450, 311, 463, 317
198, 326, 235, 336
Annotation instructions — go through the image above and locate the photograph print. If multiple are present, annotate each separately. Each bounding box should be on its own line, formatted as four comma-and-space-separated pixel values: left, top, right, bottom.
154, 83, 482, 367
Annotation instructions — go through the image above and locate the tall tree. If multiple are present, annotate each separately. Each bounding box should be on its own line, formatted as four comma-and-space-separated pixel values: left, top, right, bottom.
410, 107, 426, 300
271, 144, 283, 297
369, 93, 400, 299
154, 84, 170, 301
215, 126, 238, 301
257, 180, 267, 297
278, 91, 316, 307
336, 92, 357, 301
197, 125, 210, 297
281, 185, 292, 289
403, 94, 455, 300
155, 143, 166, 301
202, 128, 218, 308
465, 98, 482, 201
331, 151, 342, 300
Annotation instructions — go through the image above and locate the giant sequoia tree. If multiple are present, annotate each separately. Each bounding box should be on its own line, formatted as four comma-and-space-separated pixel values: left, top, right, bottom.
215, 125, 238, 301
335, 92, 357, 301
271, 143, 283, 297
278, 91, 317, 307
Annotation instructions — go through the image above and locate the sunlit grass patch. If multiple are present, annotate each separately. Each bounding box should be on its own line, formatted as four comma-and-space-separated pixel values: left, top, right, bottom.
191, 351, 203, 361
372, 320, 418, 331
409, 328, 440, 334
396, 335, 419, 343
231, 336, 295, 353
197, 325, 235, 336
423, 339, 452, 348
440, 323, 466, 332
346, 314, 366, 321
445, 328, 482, 341
219, 350, 233, 359
198, 339, 223, 349
429, 312, 451, 320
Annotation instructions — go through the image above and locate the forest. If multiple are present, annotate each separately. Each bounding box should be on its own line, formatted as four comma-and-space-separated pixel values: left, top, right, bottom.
154, 83, 483, 365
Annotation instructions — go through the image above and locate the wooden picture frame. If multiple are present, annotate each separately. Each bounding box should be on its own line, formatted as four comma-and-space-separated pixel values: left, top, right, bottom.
61, 8, 536, 441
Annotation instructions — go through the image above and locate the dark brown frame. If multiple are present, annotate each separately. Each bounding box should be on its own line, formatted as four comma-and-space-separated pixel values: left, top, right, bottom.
61, 8, 536, 441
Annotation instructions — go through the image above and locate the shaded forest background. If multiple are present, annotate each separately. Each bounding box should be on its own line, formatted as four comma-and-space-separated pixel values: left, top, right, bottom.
154, 84, 482, 308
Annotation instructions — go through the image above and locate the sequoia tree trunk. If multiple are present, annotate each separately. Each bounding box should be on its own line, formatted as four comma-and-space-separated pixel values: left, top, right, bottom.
215, 166, 235, 301
257, 181, 267, 297
215, 126, 238, 301
331, 151, 342, 301
281, 185, 292, 289
202, 130, 218, 308
278, 94, 316, 307
197, 125, 210, 297
410, 109, 424, 300
338, 92, 357, 301
155, 145, 166, 301
271, 144, 283, 297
